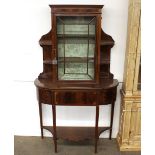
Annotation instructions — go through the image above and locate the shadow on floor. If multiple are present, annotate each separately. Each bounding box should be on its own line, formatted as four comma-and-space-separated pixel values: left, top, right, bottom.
14, 136, 141, 155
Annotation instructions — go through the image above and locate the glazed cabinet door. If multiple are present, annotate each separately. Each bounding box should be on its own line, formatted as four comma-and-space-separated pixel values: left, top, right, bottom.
52, 14, 101, 83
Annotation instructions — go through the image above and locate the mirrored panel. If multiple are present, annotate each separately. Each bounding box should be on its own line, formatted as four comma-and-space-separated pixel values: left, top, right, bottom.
57, 16, 96, 80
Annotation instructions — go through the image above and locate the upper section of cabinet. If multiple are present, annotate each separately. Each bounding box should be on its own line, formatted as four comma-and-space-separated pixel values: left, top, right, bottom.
38, 5, 115, 85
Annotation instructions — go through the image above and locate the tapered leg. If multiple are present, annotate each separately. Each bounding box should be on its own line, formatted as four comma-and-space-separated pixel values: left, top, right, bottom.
38, 101, 43, 139
109, 101, 115, 140
95, 105, 99, 153
52, 105, 57, 153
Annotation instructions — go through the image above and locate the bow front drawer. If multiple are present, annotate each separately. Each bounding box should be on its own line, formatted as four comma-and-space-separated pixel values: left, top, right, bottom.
55, 91, 97, 105
99, 89, 116, 105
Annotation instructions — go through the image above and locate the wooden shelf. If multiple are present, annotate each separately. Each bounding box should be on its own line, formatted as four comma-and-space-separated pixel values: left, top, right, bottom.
43, 59, 109, 65
39, 30, 114, 47
43, 57, 94, 64
57, 34, 95, 38
58, 57, 94, 63
43, 126, 111, 141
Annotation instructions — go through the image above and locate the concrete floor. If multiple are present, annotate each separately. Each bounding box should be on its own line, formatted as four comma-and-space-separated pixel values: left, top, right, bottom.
14, 136, 141, 155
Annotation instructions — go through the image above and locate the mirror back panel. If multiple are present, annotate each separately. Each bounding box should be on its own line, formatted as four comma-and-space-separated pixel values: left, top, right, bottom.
57, 16, 96, 81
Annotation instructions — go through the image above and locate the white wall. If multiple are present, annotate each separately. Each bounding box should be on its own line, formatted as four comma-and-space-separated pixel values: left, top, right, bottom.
2, 0, 128, 138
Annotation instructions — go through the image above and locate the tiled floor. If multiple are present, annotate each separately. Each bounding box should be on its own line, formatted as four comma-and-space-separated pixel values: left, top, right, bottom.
14, 136, 141, 155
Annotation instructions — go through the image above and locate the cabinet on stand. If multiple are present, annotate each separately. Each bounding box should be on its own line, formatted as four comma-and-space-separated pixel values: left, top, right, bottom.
34, 5, 118, 153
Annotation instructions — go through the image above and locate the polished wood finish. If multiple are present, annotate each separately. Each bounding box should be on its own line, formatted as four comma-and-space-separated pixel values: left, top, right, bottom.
95, 105, 99, 153
109, 100, 115, 140
50, 5, 103, 14
43, 126, 111, 141
35, 5, 118, 153
52, 104, 57, 153
38, 101, 43, 139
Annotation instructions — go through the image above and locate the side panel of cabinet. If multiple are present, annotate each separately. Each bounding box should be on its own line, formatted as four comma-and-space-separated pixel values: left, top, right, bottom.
51, 13, 57, 82
95, 14, 101, 84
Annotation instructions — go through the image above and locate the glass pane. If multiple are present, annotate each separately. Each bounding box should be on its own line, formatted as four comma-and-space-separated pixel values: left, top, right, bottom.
57, 16, 96, 80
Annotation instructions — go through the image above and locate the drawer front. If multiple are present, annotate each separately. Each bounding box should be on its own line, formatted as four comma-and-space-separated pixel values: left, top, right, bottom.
55, 91, 97, 105
39, 89, 51, 104
99, 89, 116, 105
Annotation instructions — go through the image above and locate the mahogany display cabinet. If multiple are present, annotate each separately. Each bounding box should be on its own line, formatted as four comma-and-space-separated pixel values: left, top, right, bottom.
34, 5, 119, 153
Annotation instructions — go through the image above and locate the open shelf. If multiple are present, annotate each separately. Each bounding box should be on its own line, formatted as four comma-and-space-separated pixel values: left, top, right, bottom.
43, 57, 94, 64
43, 126, 111, 141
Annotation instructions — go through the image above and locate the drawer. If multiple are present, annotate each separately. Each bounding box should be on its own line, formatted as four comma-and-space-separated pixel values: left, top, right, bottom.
55, 91, 97, 105
99, 89, 116, 105
39, 89, 51, 104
